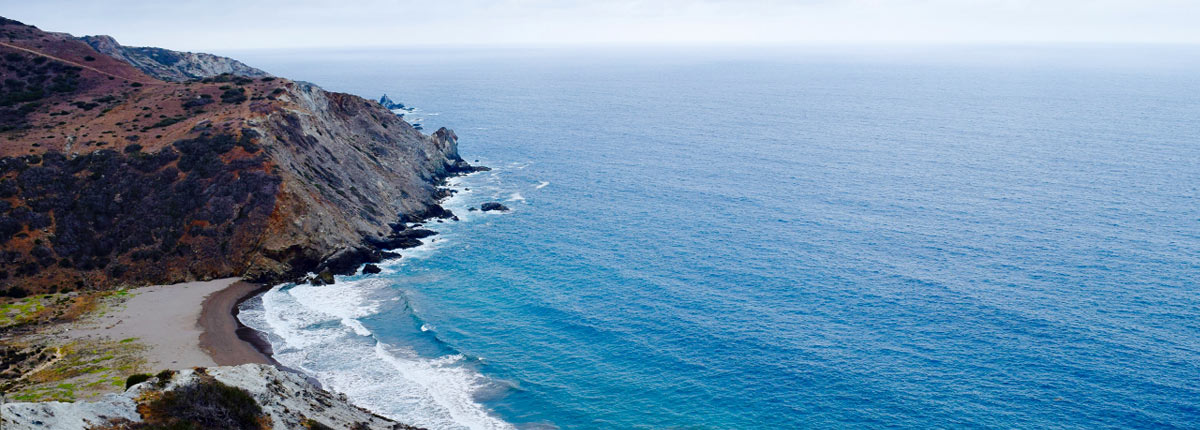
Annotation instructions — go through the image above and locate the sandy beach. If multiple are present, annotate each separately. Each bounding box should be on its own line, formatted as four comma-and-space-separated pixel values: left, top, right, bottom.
198, 281, 273, 366
62, 278, 271, 371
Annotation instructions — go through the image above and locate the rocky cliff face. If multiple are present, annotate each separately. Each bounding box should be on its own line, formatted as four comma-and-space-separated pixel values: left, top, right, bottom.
0, 18, 477, 293
79, 35, 270, 82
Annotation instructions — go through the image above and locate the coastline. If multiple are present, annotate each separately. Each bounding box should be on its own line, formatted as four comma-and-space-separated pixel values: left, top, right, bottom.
61, 278, 236, 370
197, 280, 274, 366
58, 278, 276, 371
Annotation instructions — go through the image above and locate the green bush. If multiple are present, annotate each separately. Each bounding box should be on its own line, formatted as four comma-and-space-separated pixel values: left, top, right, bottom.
155, 369, 176, 385
220, 88, 247, 104
142, 379, 264, 429
125, 373, 152, 389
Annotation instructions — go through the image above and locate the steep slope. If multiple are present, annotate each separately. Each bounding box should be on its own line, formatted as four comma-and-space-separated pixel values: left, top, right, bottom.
0, 17, 477, 294
79, 35, 270, 82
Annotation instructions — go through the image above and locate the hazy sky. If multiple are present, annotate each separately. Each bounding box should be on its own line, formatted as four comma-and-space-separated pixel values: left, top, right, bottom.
3, 0, 1198, 50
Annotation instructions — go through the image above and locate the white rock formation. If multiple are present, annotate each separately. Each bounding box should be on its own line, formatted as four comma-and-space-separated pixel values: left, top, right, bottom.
1, 364, 417, 430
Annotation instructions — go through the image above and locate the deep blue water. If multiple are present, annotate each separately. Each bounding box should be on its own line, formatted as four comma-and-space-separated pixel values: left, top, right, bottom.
235, 46, 1200, 429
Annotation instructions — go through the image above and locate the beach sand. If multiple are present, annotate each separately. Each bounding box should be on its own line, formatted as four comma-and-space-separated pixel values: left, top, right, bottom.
62, 278, 270, 371
198, 280, 273, 366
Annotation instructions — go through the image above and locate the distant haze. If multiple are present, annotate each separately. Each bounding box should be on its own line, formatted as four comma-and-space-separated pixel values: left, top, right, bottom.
3, 0, 1198, 50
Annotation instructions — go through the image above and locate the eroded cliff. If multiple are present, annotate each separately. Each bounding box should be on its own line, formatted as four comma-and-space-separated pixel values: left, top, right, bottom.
0, 17, 475, 294
79, 35, 270, 82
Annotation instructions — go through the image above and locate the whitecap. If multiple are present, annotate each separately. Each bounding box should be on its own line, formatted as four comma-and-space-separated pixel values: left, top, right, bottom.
241, 283, 516, 430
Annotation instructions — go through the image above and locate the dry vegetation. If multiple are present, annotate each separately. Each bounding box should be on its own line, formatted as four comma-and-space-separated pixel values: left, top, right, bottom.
0, 289, 152, 402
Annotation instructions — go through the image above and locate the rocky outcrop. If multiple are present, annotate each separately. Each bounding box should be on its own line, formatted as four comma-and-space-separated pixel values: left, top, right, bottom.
481, 202, 511, 212
379, 94, 405, 110
1, 364, 423, 429
79, 35, 270, 81
0, 17, 480, 292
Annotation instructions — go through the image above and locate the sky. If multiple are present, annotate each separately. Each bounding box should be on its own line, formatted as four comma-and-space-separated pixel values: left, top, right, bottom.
2, 0, 1198, 50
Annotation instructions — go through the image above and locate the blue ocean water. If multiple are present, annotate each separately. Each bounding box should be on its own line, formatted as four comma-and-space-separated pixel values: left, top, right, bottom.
235, 46, 1200, 429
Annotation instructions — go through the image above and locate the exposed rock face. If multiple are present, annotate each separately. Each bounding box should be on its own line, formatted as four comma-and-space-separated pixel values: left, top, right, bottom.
79, 35, 270, 81
379, 94, 405, 110
0, 18, 478, 292
0, 364, 424, 430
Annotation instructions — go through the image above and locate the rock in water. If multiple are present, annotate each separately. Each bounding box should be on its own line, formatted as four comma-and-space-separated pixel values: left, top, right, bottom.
379, 94, 405, 110
362, 264, 382, 274
481, 202, 510, 212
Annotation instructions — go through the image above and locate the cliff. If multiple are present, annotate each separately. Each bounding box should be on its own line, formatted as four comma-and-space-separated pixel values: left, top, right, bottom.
1, 364, 424, 429
0, 17, 478, 294
79, 35, 269, 82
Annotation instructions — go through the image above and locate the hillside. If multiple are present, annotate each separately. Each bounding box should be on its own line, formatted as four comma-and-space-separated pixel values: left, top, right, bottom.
0, 17, 478, 294
79, 35, 270, 82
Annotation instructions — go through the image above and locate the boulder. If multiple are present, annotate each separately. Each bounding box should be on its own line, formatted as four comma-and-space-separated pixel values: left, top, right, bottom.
480, 202, 509, 212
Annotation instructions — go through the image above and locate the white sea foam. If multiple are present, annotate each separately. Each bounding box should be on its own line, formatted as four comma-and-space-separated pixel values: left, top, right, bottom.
508, 192, 525, 202
535, 181, 550, 189
242, 281, 516, 430
391, 235, 449, 262
236, 163, 521, 430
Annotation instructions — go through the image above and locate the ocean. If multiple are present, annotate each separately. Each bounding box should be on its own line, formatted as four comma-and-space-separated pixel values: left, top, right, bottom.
232, 46, 1200, 429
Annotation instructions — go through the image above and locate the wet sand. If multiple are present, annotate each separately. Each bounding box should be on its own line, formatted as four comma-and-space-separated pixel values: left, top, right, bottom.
197, 280, 273, 366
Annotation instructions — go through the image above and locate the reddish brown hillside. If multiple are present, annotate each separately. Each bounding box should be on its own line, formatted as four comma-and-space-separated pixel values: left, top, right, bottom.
0, 18, 476, 294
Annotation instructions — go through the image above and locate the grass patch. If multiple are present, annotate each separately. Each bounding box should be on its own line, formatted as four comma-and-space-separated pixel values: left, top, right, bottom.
0, 296, 46, 327
9, 338, 148, 401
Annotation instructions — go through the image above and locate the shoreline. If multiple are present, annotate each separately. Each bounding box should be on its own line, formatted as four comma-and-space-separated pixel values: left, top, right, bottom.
200, 280, 327, 388
61, 278, 239, 370
197, 280, 274, 366
59, 278, 278, 371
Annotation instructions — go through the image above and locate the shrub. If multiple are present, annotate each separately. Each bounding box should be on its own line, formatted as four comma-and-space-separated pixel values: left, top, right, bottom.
154, 369, 177, 388
144, 116, 184, 130
71, 101, 99, 111
2, 286, 27, 298
125, 373, 152, 389
141, 378, 264, 429
304, 418, 335, 430
220, 88, 247, 104
182, 97, 212, 108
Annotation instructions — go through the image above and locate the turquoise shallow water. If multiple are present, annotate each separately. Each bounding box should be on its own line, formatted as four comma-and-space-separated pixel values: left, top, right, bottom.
236, 47, 1200, 429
